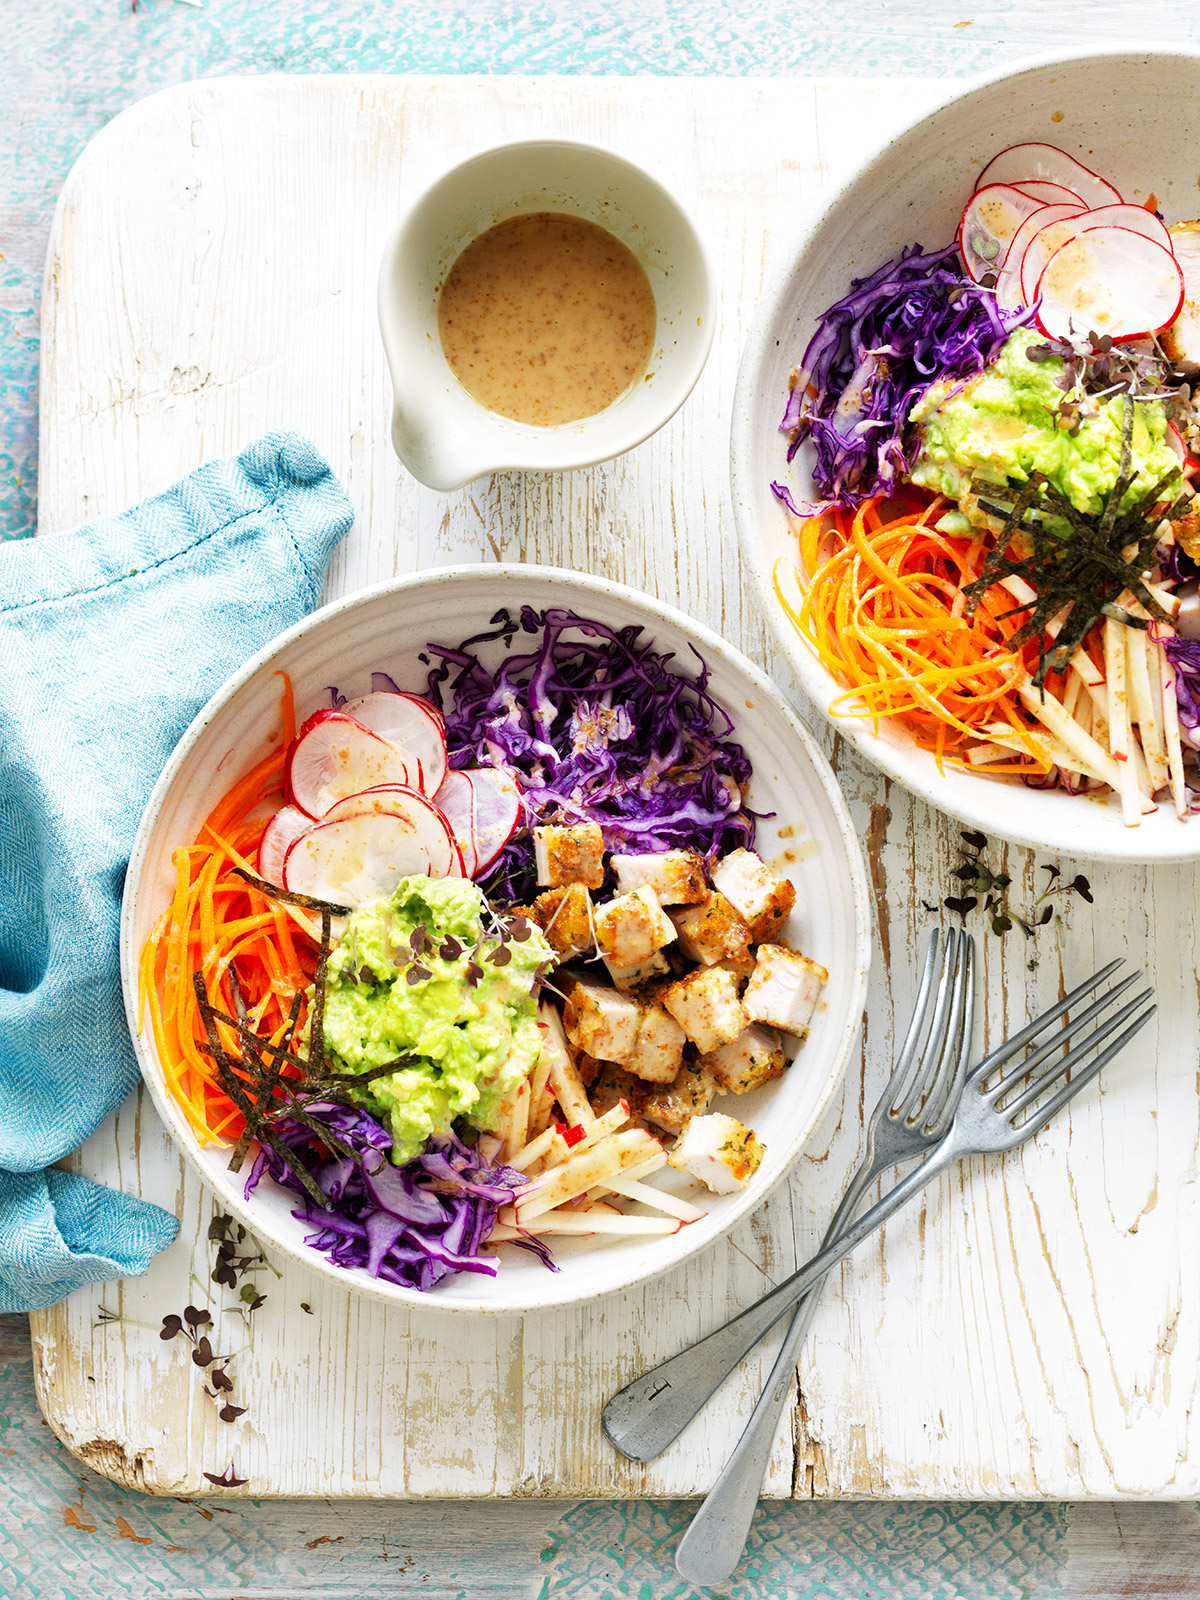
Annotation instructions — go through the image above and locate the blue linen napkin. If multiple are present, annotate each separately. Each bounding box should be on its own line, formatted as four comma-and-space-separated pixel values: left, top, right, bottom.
0, 431, 353, 1313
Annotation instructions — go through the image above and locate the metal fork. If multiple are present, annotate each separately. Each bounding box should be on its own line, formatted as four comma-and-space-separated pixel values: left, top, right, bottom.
602, 956, 1155, 1480
670, 927, 975, 1583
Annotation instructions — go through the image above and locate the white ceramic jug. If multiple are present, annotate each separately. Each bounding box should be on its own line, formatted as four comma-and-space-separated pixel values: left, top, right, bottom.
378, 139, 715, 491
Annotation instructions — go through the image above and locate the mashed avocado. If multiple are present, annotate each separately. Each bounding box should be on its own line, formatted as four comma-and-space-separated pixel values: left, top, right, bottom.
322, 877, 552, 1163
909, 331, 1179, 531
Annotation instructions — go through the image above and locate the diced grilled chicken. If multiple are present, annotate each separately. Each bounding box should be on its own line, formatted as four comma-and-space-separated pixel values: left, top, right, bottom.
743, 944, 827, 1037
660, 966, 749, 1055
668, 1112, 765, 1193
562, 980, 641, 1062
640, 1059, 718, 1135
609, 849, 708, 905
533, 821, 606, 888
1163, 221, 1200, 364
594, 884, 676, 967
710, 848, 797, 943
626, 1004, 687, 1084
533, 883, 596, 957
700, 1024, 786, 1094
669, 890, 752, 966
588, 1062, 650, 1124
604, 949, 671, 992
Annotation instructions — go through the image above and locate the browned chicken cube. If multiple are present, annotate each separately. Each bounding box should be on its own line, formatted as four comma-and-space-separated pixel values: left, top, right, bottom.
562, 980, 641, 1062
626, 1004, 687, 1084
594, 884, 676, 967
670, 890, 752, 967
533, 821, 605, 888
710, 848, 797, 943
700, 1024, 787, 1094
588, 1063, 650, 1124
609, 849, 708, 905
640, 1059, 719, 1136
533, 884, 596, 958
660, 966, 750, 1055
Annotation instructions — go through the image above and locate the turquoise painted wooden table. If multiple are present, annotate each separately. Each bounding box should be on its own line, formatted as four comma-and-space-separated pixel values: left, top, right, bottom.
7, 2, 1200, 1596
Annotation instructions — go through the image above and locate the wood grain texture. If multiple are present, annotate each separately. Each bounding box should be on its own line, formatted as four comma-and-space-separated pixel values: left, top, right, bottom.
30, 74, 1200, 1503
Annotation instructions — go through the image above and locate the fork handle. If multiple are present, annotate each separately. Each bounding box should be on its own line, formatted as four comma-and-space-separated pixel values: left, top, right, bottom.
601, 1137, 957, 1462
671, 1163, 878, 1584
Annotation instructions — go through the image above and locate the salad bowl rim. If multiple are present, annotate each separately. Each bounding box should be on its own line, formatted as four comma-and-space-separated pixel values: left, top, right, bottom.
730, 40, 1200, 864
121, 562, 872, 1315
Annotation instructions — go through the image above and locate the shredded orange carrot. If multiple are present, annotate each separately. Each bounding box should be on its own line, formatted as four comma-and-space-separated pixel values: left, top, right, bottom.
139, 672, 318, 1145
775, 491, 1054, 769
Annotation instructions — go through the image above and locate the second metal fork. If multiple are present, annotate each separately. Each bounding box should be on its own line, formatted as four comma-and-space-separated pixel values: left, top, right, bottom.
671, 927, 975, 1579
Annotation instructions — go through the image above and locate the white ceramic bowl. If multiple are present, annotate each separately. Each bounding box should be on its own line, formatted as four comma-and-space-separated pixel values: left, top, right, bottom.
732, 45, 1200, 863
121, 567, 871, 1314
378, 139, 714, 491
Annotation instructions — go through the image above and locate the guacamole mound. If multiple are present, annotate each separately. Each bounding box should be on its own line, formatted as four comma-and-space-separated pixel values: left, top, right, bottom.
909, 331, 1179, 531
322, 876, 552, 1163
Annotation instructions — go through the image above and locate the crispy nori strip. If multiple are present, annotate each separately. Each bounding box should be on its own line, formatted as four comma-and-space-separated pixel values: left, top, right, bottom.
191, 975, 324, 1204
229, 866, 351, 917
964, 443, 1180, 687
229, 989, 302, 1171
309, 908, 333, 1074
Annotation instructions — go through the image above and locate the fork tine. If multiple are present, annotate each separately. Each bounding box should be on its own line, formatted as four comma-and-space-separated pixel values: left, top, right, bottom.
925, 933, 975, 1133
895, 927, 958, 1120
886, 928, 948, 1116
967, 957, 1125, 1084
1007, 1004, 1156, 1138
1002, 989, 1155, 1121
985, 969, 1144, 1104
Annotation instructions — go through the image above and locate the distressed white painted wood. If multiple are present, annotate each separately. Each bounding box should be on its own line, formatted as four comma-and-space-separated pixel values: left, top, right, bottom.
30, 75, 1200, 1501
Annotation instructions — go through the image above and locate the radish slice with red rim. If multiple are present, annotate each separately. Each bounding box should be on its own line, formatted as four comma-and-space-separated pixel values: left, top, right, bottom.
1071, 203, 1173, 252
1017, 210, 1091, 310
1035, 226, 1185, 342
467, 768, 522, 873
283, 812, 440, 907
993, 202, 1084, 310
976, 143, 1122, 208
258, 805, 313, 887
432, 771, 480, 877
338, 691, 447, 797
958, 184, 1046, 281
319, 784, 461, 877
287, 710, 418, 819
1012, 179, 1084, 206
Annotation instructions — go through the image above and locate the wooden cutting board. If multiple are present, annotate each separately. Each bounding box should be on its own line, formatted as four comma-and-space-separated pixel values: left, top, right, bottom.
30, 73, 1200, 1501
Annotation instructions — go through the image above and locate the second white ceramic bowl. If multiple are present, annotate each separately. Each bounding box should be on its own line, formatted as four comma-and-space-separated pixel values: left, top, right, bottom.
732, 45, 1200, 863
379, 140, 714, 491
122, 567, 871, 1314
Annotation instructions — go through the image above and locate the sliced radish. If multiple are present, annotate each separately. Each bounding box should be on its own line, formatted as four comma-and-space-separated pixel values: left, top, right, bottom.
958, 184, 1046, 281
1017, 210, 1091, 310
320, 784, 462, 877
469, 768, 522, 873
258, 805, 313, 886
993, 202, 1085, 309
976, 143, 1122, 208
432, 770, 480, 877
1035, 226, 1185, 342
1071, 203, 1172, 252
283, 812, 437, 907
287, 710, 417, 819
338, 692, 447, 797
1012, 179, 1084, 206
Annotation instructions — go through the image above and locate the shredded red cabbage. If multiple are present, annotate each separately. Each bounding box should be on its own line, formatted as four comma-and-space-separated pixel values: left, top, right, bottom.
1164, 635, 1200, 748
422, 605, 757, 903
775, 242, 1035, 514
244, 1105, 555, 1291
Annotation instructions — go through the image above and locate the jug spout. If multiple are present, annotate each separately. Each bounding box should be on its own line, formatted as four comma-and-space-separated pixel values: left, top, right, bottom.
390, 397, 488, 493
